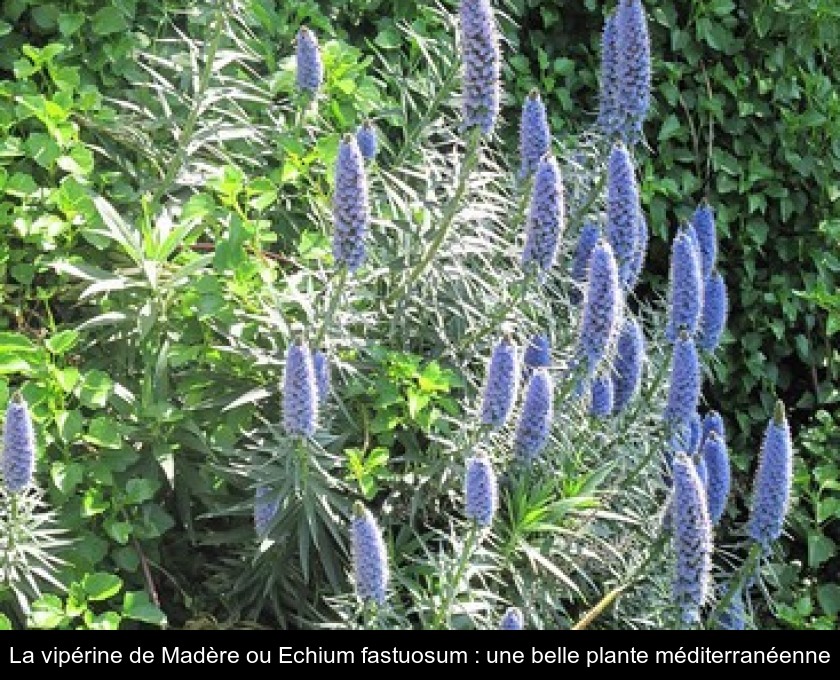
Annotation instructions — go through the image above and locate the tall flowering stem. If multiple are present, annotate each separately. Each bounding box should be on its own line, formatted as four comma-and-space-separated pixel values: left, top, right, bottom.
314, 266, 348, 348
295, 27, 323, 95
387, 127, 482, 305
479, 335, 520, 428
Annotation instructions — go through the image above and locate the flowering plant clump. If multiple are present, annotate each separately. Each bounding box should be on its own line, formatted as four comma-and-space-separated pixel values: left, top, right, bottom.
1, 0, 803, 633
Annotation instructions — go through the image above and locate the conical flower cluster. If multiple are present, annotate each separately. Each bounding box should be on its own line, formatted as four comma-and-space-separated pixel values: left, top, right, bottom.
2, 394, 35, 493
699, 270, 727, 352
519, 90, 550, 179
351, 501, 389, 605
606, 142, 641, 288
282, 339, 318, 437
254, 486, 279, 537
611, 317, 645, 413
459, 0, 501, 135
464, 453, 497, 528
295, 27, 323, 94
569, 222, 600, 305
747, 401, 794, 547
671, 452, 712, 625
598, 1, 651, 141
522, 154, 565, 275
499, 607, 524, 630
702, 432, 730, 526
514, 369, 553, 462
578, 240, 622, 375
480, 337, 519, 427
664, 332, 701, 425
590, 373, 614, 418
356, 120, 378, 160
615, 0, 651, 141
332, 134, 370, 272
692, 202, 718, 278
666, 227, 703, 342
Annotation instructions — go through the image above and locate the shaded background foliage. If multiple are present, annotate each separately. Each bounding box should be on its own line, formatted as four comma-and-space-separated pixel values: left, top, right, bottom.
1, 0, 838, 627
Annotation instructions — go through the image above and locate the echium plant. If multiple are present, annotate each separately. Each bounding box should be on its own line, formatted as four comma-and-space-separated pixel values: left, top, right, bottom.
202, 0, 797, 632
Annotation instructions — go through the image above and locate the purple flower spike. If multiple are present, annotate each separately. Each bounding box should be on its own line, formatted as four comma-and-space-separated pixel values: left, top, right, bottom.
703, 431, 730, 526
514, 369, 553, 463
665, 227, 703, 342
664, 331, 701, 425
282, 339, 318, 437
590, 373, 614, 418
625, 213, 649, 291
351, 501, 389, 605
597, 12, 620, 136
254, 486, 280, 537
692, 202, 718, 278
671, 452, 712, 626
480, 336, 519, 428
747, 401, 794, 547
699, 270, 728, 353
522, 154, 565, 276
615, 0, 651, 141
570, 222, 600, 305
519, 90, 551, 179
460, 0, 501, 135
612, 317, 645, 413
578, 240, 622, 375
296, 27, 323, 94
2, 393, 35, 493
464, 453, 497, 528
333, 134, 370, 272
356, 120, 378, 160
606, 142, 641, 288
499, 607, 524, 630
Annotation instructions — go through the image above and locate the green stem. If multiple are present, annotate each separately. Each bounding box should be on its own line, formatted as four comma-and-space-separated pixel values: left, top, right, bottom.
314, 267, 348, 348
392, 63, 458, 169
572, 530, 668, 630
386, 128, 482, 306
150, 0, 229, 206
460, 270, 536, 351
707, 541, 763, 627
434, 522, 479, 630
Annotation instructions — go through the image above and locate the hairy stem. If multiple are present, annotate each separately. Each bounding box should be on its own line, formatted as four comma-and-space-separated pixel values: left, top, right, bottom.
150, 0, 229, 205
387, 128, 482, 306
434, 522, 479, 629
